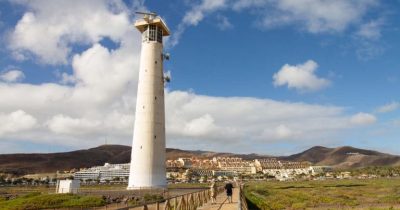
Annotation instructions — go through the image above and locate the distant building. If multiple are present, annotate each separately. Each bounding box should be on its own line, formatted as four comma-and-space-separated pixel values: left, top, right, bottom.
177, 158, 193, 168
73, 158, 331, 183
190, 169, 214, 177
74, 163, 129, 181
56, 179, 80, 193
254, 159, 316, 179
213, 170, 236, 177
309, 166, 332, 175
214, 157, 257, 174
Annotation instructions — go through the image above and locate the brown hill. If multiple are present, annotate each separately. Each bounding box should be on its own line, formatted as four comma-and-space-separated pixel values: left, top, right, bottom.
0, 145, 131, 176
0, 145, 399, 175
0, 145, 253, 175
283, 146, 400, 168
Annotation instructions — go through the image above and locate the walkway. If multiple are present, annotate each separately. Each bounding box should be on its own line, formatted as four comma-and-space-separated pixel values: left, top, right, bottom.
198, 188, 239, 210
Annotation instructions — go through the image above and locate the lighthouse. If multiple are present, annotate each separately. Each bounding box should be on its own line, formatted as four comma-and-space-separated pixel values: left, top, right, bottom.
128, 13, 170, 189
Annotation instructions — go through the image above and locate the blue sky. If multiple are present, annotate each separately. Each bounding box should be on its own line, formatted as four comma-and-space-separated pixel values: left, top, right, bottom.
0, 0, 399, 155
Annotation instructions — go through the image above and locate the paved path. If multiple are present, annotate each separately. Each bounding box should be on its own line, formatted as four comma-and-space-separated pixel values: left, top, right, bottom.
198, 188, 239, 210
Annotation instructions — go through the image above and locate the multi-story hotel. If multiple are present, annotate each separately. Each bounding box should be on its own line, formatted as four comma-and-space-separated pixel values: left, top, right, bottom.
73, 157, 330, 182
74, 163, 129, 181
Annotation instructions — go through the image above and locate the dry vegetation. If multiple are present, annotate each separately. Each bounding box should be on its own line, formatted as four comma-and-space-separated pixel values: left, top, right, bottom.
244, 178, 400, 210
0, 192, 105, 210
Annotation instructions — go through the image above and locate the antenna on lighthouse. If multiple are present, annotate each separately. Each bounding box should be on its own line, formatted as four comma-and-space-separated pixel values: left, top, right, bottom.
135, 11, 157, 21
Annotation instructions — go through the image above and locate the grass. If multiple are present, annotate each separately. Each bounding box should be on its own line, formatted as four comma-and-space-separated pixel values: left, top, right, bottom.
167, 182, 210, 189
1, 183, 209, 194
244, 178, 400, 210
0, 192, 106, 210
0, 183, 207, 209
0, 182, 209, 193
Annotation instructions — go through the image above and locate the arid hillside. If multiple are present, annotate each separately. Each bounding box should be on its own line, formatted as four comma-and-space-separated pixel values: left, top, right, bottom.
0, 145, 399, 175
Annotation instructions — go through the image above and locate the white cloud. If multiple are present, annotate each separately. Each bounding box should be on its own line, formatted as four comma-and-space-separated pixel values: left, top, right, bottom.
350, 112, 377, 125
0, 70, 25, 82
0, 110, 37, 136
47, 114, 101, 135
376, 102, 399, 113
355, 39, 385, 60
263, 0, 377, 33
273, 60, 330, 92
183, 0, 227, 26
392, 119, 400, 127
8, 0, 131, 65
0, 0, 142, 148
216, 15, 233, 30
59, 72, 76, 85
356, 19, 384, 40
183, 114, 218, 137
275, 124, 293, 139
0, 0, 382, 153
170, 0, 378, 48
165, 90, 368, 151
353, 18, 385, 60
169, 0, 228, 47
232, 0, 265, 10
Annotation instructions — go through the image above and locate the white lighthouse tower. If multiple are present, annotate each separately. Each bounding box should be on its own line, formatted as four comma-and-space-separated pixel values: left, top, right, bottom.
128, 13, 170, 189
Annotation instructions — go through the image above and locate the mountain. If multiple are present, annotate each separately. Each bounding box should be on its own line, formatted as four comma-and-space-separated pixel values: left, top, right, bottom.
0, 145, 399, 176
282, 146, 400, 168
0, 145, 242, 175
0, 145, 131, 176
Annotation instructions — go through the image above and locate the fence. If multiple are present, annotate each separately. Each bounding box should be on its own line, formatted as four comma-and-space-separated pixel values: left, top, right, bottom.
121, 188, 209, 210
238, 184, 248, 210
119, 185, 227, 210
3, 186, 228, 210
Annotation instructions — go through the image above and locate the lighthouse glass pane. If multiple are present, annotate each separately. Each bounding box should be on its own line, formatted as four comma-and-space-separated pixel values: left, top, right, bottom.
149, 25, 156, 41
157, 27, 163, 43
142, 25, 149, 42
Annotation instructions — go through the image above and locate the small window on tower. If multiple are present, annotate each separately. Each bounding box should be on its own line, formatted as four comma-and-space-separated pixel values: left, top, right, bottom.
142, 25, 149, 42
157, 27, 163, 43
149, 25, 156, 41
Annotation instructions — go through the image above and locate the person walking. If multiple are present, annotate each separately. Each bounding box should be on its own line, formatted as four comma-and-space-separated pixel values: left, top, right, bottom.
224, 181, 234, 203
210, 180, 218, 204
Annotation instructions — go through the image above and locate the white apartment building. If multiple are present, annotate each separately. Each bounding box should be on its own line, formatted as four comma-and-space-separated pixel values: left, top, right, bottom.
255, 159, 313, 178
177, 158, 193, 168
214, 157, 257, 174
74, 163, 130, 181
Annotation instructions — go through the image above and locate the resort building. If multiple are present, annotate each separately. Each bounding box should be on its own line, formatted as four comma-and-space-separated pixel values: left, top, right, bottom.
74, 163, 129, 181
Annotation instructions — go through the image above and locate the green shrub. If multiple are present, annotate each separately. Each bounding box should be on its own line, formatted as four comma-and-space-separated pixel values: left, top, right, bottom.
143, 193, 164, 202
0, 193, 106, 210
243, 178, 400, 210
291, 202, 307, 209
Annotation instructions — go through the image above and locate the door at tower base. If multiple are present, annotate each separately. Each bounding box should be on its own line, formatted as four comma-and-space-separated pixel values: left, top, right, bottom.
127, 14, 170, 190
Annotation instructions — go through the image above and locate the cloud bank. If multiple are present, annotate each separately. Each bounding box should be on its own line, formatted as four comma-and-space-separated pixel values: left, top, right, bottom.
376, 102, 399, 113
170, 0, 379, 47
0, 70, 25, 82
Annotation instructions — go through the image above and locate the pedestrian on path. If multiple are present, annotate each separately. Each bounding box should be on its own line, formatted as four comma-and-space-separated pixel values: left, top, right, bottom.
224, 181, 233, 203
210, 180, 218, 204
